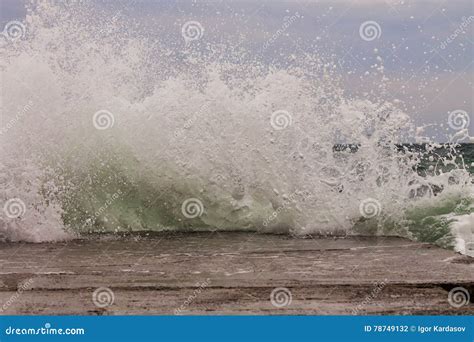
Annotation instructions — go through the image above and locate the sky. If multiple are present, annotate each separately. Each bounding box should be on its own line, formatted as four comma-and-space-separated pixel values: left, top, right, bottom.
1, 0, 473, 140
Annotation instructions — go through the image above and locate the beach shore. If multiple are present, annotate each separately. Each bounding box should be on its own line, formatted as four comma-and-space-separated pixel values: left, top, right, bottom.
0, 232, 472, 315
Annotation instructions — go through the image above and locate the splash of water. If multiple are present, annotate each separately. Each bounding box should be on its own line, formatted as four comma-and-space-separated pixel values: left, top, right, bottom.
0, 1, 472, 255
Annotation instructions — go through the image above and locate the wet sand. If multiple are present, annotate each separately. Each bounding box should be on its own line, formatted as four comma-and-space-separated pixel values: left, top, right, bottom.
0, 232, 473, 315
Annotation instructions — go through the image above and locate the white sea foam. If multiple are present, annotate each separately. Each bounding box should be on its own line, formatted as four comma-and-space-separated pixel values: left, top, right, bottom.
452, 214, 474, 257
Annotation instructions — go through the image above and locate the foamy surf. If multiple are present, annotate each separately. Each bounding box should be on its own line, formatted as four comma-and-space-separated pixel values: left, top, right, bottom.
0, 1, 472, 255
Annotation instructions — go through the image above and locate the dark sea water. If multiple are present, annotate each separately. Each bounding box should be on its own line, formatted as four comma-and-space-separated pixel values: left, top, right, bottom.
413, 144, 474, 175
333, 143, 474, 175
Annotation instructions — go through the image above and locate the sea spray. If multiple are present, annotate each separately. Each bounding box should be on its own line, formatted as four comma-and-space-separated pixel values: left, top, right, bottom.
0, 1, 472, 252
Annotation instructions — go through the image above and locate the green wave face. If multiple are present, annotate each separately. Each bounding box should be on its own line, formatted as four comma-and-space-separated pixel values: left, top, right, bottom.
54, 145, 473, 253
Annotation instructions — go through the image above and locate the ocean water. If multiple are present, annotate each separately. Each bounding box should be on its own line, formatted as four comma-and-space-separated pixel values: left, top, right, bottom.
1, 2, 473, 256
